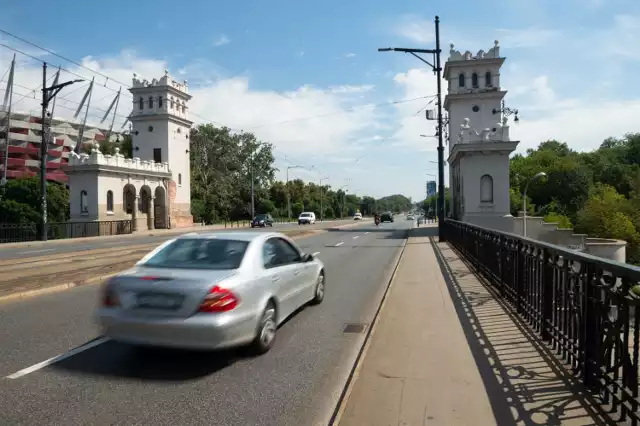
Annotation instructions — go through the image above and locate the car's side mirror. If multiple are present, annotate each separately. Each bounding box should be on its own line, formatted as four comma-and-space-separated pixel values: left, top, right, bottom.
302, 253, 314, 262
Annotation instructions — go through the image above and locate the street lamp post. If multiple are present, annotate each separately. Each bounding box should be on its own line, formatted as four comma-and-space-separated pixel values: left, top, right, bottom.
339, 184, 349, 219
379, 15, 445, 242
319, 176, 329, 221
40, 63, 82, 241
426, 173, 436, 223
249, 141, 269, 219
523, 172, 547, 237
286, 165, 304, 220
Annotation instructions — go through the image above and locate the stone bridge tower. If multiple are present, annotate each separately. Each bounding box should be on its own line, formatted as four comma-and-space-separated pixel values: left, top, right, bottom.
129, 70, 193, 228
444, 40, 519, 231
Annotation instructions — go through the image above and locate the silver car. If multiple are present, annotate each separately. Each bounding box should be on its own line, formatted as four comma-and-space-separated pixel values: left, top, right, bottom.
96, 232, 325, 354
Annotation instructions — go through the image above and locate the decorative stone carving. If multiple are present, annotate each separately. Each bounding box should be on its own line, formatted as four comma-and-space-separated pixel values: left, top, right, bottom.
448, 41, 501, 61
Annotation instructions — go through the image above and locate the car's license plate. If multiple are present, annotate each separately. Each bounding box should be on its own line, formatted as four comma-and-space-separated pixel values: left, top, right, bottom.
136, 293, 183, 310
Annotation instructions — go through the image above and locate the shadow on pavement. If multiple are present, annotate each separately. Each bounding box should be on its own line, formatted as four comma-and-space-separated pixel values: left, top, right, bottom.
49, 340, 248, 381
408, 226, 439, 238
430, 239, 612, 426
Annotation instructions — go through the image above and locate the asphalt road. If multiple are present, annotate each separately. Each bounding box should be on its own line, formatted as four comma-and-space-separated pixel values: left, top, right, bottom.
0, 218, 415, 426
0, 219, 362, 260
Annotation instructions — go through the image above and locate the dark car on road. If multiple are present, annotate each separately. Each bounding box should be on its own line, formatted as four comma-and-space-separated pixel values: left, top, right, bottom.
251, 214, 274, 228
380, 212, 394, 223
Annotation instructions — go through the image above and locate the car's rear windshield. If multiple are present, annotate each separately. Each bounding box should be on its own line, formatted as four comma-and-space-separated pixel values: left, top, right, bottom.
254, 214, 268, 220
300, 213, 312, 217
142, 238, 249, 270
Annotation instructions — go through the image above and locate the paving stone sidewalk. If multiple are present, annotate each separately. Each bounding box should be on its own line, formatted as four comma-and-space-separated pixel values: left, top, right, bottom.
337, 226, 607, 426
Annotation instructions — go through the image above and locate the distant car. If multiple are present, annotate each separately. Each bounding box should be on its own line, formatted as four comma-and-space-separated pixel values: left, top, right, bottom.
353, 213, 362, 220
298, 212, 316, 225
406, 214, 415, 220
97, 232, 326, 354
251, 213, 274, 228
380, 212, 394, 223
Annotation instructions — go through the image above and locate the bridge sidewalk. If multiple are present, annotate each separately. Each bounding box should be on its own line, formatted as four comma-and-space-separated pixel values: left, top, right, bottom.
336, 226, 607, 426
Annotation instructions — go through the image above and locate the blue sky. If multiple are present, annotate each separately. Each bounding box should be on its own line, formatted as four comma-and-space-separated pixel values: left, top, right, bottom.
2, 0, 640, 201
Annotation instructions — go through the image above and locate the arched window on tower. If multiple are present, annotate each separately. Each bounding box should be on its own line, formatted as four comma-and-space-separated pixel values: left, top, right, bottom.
139, 97, 144, 110
106, 190, 114, 213
480, 174, 494, 203
458, 73, 465, 88
485, 71, 492, 87
181, 102, 186, 113
149, 96, 154, 108
471, 72, 479, 88
170, 97, 174, 109
80, 190, 88, 213
178, 173, 182, 185
158, 96, 163, 108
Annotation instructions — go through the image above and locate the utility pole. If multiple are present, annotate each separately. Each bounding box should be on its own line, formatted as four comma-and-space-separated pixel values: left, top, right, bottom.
435, 16, 445, 239
250, 150, 255, 219
40, 63, 47, 241
286, 165, 304, 220
39, 63, 82, 241
2, 54, 15, 187
378, 15, 445, 242
319, 176, 329, 221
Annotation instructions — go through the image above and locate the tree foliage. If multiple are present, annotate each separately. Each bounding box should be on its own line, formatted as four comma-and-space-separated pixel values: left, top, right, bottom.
0, 177, 69, 224
187, 124, 412, 223
511, 133, 640, 263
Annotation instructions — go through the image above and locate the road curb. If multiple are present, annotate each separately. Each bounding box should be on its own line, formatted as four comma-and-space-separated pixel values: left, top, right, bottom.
327, 227, 410, 426
0, 220, 355, 249
0, 230, 323, 305
0, 271, 120, 304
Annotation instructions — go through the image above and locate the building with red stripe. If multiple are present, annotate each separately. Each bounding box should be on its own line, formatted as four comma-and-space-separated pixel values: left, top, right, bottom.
0, 110, 117, 184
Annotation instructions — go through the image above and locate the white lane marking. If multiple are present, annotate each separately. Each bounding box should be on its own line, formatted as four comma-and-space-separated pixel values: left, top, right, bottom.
6, 337, 110, 379
353, 236, 359, 239
17, 248, 55, 255
334, 242, 344, 247
312, 251, 321, 256
365, 232, 369, 235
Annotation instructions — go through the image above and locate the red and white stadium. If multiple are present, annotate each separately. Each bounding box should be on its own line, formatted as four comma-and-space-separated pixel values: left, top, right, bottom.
0, 110, 116, 184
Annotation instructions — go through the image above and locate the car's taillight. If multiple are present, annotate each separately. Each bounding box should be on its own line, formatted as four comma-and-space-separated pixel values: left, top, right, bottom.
198, 285, 239, 313
102, 287, 120, 307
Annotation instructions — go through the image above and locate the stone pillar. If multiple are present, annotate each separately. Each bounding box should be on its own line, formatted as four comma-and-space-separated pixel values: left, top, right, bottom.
149, 196, 156, 230
132, 196, 139, 232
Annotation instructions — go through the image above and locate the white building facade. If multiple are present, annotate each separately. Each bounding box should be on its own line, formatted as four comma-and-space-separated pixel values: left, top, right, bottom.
64, 71, 194, 231
444, 41, 519, 232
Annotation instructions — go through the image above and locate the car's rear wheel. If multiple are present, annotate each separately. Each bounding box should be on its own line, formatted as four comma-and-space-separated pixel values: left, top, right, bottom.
310, 271, 325, 305
251, 302, 277, 355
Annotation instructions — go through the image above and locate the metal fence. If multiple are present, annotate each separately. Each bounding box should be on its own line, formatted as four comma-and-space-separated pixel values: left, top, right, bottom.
444, 219, 640, 424
0, 220, 133, 244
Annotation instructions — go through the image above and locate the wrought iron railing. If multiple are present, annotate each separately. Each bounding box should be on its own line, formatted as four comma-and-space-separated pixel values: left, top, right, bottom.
0, 220, 133, 243
444, 219, 640, 424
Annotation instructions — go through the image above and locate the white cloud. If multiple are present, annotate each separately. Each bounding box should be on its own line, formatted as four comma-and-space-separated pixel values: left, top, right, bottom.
0, 49, 380, 177
329, 84, 374, 94
388, 68, 440, 152
395, 15, 434, 44
213, 35, 230, 47
494, 27, 559, 48
343, 53, 356, 58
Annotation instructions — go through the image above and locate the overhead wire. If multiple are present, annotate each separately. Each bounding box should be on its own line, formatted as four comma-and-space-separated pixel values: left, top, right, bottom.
1, 30, 438, 174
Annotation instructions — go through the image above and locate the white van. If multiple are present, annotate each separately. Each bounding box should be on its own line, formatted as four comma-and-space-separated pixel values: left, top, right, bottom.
298, 212, 316, 225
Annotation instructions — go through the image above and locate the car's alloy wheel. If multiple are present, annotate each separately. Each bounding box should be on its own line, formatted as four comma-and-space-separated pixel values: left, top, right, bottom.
251, 303, 277, 354
311, 272, 325, 305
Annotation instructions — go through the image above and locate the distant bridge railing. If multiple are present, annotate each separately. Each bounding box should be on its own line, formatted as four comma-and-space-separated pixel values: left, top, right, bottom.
0, 220, 133, 244
444, 219, 640, 424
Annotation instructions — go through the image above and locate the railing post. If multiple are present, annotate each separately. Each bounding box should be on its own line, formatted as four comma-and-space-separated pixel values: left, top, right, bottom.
582, 262, 599, 391
516, 241, 525, 314
541, 248, 554, 341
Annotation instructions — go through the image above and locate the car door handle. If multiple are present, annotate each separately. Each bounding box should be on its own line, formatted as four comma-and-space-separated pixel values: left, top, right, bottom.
272, 276, 281, 282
